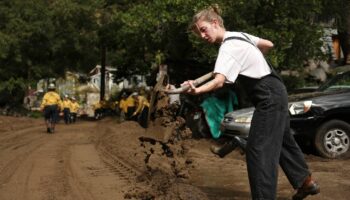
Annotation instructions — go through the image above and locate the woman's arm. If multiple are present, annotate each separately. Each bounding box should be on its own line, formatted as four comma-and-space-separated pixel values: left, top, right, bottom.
257, 39, 274, 55
184, 73, 226, 95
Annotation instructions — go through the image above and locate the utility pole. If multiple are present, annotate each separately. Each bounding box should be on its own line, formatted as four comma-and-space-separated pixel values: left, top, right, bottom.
100, 45, 106, 101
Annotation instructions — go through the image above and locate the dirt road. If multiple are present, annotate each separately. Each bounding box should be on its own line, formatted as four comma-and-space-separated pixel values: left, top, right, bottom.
0, 115, 349, 200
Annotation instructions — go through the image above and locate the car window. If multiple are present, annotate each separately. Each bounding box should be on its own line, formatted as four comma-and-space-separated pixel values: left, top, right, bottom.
318, 71, 350, 92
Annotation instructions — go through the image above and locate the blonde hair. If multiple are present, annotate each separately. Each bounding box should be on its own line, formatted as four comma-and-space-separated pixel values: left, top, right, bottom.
189, 4, 224, 32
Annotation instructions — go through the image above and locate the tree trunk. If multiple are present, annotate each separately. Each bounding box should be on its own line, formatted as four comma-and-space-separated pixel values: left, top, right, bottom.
339, 2, 350, 65
339, 1, 350, 65
346, 8, 350, 64
100, 45, 106, 101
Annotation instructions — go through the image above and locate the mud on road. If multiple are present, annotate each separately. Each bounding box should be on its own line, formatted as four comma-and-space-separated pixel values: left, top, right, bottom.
0, 115, 349, 200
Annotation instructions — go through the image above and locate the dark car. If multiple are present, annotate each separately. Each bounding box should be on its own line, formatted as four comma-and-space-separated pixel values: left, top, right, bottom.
221, 70, 350, 159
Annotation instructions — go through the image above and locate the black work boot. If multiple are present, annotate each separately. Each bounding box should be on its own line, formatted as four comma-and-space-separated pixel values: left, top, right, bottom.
292, 176, 320, 200
210, 139, 238, 158
47, 127, 51, 133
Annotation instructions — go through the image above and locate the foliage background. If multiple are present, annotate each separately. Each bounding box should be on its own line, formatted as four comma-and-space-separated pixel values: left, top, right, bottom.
0, 0, 348, 106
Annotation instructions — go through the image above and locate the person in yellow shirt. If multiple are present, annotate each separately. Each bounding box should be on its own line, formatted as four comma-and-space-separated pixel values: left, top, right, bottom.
132, 93, 150, 128
70, 97, 80, 123
118, 93, 128, 121
40, 83, 62, 133
113, 100, 119, 115
126, 93, 136, 120
93, 100, 103, 120
62, 95, 72, 124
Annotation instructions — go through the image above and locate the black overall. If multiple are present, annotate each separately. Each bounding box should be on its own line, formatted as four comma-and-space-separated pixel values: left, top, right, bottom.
224, 36, 310, 199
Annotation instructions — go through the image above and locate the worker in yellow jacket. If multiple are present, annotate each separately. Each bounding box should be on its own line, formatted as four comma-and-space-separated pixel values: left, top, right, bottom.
70, 97, 80, 123
126, 93, 136, 120
40, 83, 62, 133
93, 100, 103, 120
62, 95, 72, 124
118, 93, 128, 121
132, 93, 150, 128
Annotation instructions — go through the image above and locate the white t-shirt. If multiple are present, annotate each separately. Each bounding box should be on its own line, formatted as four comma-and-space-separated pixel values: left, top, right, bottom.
214, 31, 271, 83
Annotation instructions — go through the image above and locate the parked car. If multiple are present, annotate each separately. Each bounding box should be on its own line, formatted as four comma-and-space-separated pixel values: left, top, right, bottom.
289, 86, 319, 94
221, 70, 350, 159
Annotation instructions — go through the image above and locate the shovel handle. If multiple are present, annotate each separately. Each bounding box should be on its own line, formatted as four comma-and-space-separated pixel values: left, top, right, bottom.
165, 72, 214, 94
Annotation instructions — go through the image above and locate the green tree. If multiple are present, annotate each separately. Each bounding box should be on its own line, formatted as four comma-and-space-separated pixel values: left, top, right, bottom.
0, 0, 348, 107
0, 0, 102, 107
109, 0, 326, 80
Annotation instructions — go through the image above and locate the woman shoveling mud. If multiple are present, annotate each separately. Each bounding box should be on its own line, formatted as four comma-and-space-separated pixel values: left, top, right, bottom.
181, 4, 320, 200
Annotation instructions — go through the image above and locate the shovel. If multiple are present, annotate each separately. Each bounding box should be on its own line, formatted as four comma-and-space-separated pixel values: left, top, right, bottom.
163, 72, 214, 94
148, 71, 214, 123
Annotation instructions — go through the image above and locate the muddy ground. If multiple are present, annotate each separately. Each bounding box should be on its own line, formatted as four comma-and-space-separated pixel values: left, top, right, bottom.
0, 114, 349, 200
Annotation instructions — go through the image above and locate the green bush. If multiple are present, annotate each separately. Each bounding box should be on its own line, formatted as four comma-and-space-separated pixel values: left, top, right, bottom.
0, 78, 26, 107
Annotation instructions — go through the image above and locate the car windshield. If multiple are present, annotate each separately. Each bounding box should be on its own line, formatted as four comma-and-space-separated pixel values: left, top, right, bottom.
317, 71, 350, 92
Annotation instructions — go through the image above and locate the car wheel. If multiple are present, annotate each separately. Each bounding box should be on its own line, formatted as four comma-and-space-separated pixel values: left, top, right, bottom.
314, 120, 350, 159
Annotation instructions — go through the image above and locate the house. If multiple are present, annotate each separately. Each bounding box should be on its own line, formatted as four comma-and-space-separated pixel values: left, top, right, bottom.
89, 65, 117, 96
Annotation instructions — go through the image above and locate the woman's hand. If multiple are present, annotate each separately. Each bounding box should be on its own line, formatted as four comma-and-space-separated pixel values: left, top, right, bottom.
181, 73, 225, 95
181, 80, 199, 95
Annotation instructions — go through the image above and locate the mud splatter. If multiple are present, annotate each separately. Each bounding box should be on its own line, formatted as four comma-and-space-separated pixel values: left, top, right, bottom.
139, 136, 174, 159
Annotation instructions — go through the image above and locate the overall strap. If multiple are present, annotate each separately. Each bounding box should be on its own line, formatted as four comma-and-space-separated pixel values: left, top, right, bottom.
223, 33, 282, 82
223, 35, 254, 45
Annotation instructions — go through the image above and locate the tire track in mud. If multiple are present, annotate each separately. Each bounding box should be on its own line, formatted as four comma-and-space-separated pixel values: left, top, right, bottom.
0, 134, 67, 200
0, 122, 48, 188
64, 144, 109, 200
97, 145, 145, 183
58, 121, 147, 200
66, 141, 145, 200
0, 121, 99, 200
0, 133, 47, 187
93, 123, 154, 199
0, 126, 45, 151
95, 125, 146, 182
96, 142, 155, 200
0, 118, 146, 200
